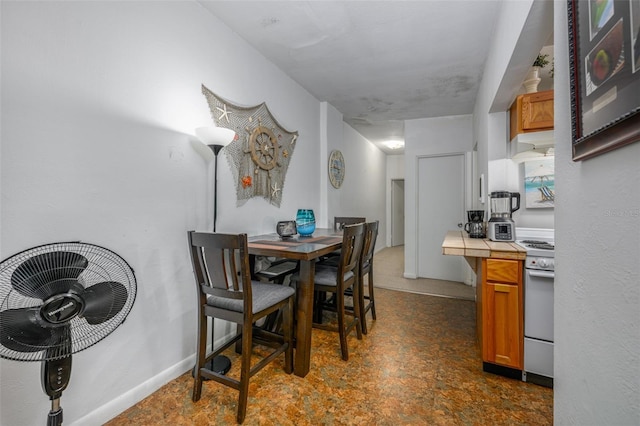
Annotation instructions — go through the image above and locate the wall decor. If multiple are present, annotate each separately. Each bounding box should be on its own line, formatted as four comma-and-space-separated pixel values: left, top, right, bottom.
524, 159, 555, 209
328, 150, 345, 188
202, 85, 298, 207
568, 0, 640, 161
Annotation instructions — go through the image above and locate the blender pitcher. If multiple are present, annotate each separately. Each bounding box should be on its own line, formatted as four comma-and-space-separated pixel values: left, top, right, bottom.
489, 191, 520, 219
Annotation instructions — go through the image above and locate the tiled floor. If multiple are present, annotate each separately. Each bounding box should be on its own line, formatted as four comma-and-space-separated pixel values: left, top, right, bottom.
106, 248, 552, 425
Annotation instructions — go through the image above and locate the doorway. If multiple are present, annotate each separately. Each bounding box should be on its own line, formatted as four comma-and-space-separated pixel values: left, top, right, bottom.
417, 153, 466, 282
391, 179, 405, 246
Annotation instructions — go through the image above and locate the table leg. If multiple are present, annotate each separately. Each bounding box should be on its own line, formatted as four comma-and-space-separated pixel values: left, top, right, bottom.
294, 259, 314, 377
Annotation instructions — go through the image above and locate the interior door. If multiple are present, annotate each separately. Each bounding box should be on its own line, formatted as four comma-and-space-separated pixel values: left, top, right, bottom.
417, 154, 465, 281
391, 179, 405, 246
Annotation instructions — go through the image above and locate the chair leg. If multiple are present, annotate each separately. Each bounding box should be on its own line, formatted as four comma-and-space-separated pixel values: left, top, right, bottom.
369, 270, 376, 320
237, 320, 252, 424
352, 280, 363, 340
359, 273, 368, 335
313, 290, 325, 323
283, 297, 294, 374
192, 310, 207, 402
335, 289, 349, 361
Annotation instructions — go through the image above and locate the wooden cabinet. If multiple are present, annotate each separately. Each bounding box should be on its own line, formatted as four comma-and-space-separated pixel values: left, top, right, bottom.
480, 258, 523, 370
509, 89, 554, 141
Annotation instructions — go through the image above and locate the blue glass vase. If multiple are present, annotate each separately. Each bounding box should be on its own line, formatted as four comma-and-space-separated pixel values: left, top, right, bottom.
296, 209, 316, 237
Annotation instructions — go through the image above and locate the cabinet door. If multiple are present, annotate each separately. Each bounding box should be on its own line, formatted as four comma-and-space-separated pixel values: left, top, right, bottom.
509, 89, 554, 140
521, 90, 554, 132
482, 282, 522, 369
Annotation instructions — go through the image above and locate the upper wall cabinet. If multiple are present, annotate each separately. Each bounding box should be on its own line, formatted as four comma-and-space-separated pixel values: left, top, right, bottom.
509, 89, 554, 141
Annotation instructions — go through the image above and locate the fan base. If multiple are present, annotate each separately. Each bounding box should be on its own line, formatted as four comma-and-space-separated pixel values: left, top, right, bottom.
192, 355, 231, 379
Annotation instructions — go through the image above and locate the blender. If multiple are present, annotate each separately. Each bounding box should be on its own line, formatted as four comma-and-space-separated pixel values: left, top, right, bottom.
487, 191, 520, 241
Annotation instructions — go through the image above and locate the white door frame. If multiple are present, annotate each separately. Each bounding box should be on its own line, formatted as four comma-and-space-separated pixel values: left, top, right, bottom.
391, 178, 405, 247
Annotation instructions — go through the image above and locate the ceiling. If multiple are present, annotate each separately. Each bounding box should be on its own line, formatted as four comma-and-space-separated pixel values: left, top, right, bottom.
200, 1, 504, 154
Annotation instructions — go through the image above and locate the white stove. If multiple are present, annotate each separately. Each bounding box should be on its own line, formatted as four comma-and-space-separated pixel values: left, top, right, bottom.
515, 228, 555, 269
515, 228, 555, 388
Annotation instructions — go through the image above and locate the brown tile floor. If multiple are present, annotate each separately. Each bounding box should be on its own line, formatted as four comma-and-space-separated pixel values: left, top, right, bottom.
106, 287, 552, 425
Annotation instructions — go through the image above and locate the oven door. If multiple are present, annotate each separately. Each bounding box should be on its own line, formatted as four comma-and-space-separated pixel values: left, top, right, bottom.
524, 268, 554, 342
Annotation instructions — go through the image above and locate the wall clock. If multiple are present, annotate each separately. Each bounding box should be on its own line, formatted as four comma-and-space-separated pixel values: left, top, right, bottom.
328, 150, 345, 189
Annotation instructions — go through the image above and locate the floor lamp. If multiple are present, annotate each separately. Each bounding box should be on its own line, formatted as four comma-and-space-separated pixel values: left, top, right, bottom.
194, 125, 236, 375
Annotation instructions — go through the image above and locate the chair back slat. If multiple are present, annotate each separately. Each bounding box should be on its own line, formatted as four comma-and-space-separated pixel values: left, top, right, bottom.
361, 221, 379, 271
338, 223, 365, 282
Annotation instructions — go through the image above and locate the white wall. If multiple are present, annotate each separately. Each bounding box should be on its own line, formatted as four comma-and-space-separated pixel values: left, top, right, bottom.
326, 111, 387, 240
553, 3, 640, 424
0, 2, 386, 425
403, 115, 473, 279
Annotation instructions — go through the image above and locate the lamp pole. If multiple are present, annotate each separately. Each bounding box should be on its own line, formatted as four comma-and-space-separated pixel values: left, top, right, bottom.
210, 144, 224, 232
194, 126, 235, 377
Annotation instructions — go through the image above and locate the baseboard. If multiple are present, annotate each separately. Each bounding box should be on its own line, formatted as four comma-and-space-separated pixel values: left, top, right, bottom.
69, 354, 196, 426
403, 272, 417, 279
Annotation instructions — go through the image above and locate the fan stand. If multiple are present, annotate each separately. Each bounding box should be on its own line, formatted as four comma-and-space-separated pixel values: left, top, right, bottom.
43, 356, 72, 426
192, 318, 231, 379
47, 399, 63, 426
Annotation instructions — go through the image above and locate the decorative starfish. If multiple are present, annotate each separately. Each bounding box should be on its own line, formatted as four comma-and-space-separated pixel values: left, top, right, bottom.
271, 182, 281, 198
216, 104, 232, 123
283, 149, 289, 158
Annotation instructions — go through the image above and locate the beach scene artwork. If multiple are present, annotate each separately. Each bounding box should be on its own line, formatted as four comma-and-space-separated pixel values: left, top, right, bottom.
525, 159, 555, 208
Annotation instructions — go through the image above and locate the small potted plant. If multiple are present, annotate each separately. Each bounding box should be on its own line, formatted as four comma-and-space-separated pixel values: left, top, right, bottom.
524, 54, 549, 93
533, 54, 550, 69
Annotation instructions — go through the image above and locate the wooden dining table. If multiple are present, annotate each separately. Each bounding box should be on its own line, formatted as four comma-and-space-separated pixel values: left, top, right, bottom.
247, 228, 342, 377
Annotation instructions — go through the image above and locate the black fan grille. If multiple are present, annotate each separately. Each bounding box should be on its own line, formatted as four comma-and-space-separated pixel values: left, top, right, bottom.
0, 242, 136, 362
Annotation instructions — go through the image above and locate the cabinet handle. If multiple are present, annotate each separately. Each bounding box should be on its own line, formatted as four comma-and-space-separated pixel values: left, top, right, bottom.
495, 284, 512, 293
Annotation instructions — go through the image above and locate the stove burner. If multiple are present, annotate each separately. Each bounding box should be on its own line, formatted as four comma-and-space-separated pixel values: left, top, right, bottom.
528, 243, 554, 250
520, 240, 554, 250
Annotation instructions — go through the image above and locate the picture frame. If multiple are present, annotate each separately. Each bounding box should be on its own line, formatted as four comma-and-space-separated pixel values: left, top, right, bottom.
568, 0, 640, 161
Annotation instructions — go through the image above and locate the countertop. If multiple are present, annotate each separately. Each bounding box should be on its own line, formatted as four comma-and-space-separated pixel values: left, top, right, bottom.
442, 230, 526, 260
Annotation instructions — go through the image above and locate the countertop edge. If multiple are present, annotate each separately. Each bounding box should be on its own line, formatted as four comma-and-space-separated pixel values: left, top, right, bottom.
442, 230, 526, 260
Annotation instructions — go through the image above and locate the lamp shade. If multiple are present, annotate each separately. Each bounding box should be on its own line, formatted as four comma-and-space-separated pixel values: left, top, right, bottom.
195, 126, 236, 147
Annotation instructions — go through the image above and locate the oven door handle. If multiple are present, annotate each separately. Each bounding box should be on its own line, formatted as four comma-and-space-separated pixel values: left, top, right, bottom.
528, 270, 555, 279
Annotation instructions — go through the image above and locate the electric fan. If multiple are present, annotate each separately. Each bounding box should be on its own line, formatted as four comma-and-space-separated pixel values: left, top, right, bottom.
0, 242, 137, 426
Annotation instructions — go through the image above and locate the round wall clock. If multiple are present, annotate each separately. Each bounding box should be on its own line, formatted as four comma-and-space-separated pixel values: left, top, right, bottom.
328, 150, 345, 189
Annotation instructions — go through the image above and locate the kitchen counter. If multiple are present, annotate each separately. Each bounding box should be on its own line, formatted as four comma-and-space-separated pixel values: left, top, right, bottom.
441, 230, 526, 260
442, 230, 526, 376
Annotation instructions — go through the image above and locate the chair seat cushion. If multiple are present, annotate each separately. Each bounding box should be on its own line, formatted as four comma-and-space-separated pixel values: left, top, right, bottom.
292, 265, 354, 288
207, 281, 295, 313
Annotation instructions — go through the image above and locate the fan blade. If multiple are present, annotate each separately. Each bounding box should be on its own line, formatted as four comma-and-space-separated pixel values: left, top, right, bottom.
0, 308, 60, 353
11, 251, 88, 300
81, 281, 128, 325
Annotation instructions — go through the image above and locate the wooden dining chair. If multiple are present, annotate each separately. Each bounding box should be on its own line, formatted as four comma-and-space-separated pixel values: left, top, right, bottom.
294, 223, 365, 360
188, 231, 295, 424
318, 221, 379, 334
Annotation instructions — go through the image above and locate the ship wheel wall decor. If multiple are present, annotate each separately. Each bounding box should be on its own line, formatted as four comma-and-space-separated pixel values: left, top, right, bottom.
202, 85, 299, 207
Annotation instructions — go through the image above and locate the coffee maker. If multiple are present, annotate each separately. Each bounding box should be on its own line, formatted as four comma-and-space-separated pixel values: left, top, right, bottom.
487, 191, 520, 241
464, 210, 486, 238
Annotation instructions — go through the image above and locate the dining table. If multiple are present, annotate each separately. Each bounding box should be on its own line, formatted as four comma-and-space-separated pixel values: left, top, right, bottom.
247, 228, 342, 377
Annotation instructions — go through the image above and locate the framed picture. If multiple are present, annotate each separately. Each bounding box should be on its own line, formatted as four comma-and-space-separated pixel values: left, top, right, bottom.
524, 159, 555, 209
568, 0, 640, 161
